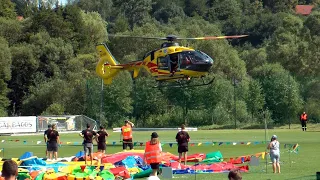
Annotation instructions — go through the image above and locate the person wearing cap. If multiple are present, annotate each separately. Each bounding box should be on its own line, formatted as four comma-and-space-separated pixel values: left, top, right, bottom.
120, 120, 134, 150
79, 124, 98, 165
144, 132, 162, 180
44, 124, 52, 158
267, 135, 280, 173
1, 160, 18, 180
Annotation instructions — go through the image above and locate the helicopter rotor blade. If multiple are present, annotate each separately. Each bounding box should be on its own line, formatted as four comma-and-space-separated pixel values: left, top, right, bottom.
107, 34, 166, 40
107, 34, 248, 41
176, 35, 248, 40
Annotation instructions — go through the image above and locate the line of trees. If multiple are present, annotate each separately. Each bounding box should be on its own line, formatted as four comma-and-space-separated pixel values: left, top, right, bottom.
0, 0, 319, 128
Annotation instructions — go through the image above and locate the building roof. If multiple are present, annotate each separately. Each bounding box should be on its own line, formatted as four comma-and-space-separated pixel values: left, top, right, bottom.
295, 5, 314, 15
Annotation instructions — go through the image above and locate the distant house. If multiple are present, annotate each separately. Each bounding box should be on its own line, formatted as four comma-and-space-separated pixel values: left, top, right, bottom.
295, 5, 314, 15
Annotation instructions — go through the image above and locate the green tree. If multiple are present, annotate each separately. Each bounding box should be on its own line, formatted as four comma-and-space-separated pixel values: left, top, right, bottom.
113, 0, 152, 28
152, 1, 185, 23
262, 0, 298, 13
0, 37, 11, 116
0, 17, 22, 45
240, 47, 267, 74
184, 0, 207, 17
252, 63, 303, 124
246, 79, 265, 120
0, 0, 17, 19
77, 0, 113, 20
132, 76, 167, 127
79, 10, 108, 53
7, 43, 38, 115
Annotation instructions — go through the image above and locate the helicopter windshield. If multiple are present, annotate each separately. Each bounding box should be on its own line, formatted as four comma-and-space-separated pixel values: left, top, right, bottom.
180, 50, 214, 65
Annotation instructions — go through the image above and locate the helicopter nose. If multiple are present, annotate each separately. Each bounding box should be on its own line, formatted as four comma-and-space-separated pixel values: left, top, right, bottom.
204, 59, 213, 66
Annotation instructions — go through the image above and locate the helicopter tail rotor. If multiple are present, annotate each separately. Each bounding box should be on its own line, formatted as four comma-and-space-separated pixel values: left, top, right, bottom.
96, 44, 123, 84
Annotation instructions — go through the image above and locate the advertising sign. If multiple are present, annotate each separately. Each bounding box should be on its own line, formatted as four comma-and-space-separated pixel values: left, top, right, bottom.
0, 116, 37, 134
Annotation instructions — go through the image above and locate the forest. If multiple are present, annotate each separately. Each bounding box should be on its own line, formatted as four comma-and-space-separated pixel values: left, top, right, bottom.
0, 0, 319, 128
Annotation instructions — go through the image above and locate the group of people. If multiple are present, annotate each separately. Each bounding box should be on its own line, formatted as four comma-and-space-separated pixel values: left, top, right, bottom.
43, 123, 109, 163
40, 119, 282, 179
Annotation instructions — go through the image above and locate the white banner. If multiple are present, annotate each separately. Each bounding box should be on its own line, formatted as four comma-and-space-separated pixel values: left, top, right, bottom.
0, 116, 37, 134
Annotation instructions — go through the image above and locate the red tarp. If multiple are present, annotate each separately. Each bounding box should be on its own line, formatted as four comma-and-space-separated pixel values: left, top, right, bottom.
171, 153, 206, 162
168, 161, 249, 172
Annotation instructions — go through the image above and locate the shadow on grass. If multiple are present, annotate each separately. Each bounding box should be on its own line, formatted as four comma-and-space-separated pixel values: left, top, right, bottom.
284, 175, 315, 180
199, 124, 277, 130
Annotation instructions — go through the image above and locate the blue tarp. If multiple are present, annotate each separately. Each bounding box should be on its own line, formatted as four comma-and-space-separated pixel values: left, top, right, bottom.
115, 156, 144, 168
19, 152, 68, 172
19, 152, 33, 160
75, 151, 85, 158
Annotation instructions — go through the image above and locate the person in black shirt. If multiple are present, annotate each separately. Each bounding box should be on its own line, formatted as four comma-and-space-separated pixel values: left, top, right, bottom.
96, 126, 109, 154
79, 124, 98, 165
44, 124, 52, 158
175, 124, 190, 165
46, 124, 60, 161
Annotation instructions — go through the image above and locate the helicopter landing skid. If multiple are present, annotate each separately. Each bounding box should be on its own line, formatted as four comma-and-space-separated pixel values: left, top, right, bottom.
154, 76, 214, 88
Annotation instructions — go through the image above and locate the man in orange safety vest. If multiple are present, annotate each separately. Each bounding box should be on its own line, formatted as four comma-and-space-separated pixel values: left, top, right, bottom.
120, 120, 134, 150
300, 112, 308, 131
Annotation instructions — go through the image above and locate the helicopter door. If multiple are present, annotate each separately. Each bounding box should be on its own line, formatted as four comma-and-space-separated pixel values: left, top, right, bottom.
169, 53, 180, 73
157, 56, 170, 70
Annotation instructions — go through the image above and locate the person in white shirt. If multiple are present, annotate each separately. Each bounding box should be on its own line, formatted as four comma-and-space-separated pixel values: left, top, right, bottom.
267, 135, 280, 173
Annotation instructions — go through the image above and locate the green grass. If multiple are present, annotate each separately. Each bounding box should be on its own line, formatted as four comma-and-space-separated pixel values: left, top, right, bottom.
0, 127, 319, 180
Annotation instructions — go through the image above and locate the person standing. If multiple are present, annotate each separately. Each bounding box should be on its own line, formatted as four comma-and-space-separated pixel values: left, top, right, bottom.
120, 120, 134, 150
175, 124, 190, 165
267, 135, 280, 174
46, 124, 60, 161
300, 112, 308, 131
1, 160, 18, 180
144, 132, 162, 180
96, 126, 109, 154
80, 124, 98, 165
44, 124, 52, 158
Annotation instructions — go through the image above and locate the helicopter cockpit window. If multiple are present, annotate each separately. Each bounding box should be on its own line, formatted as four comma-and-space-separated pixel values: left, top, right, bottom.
180, 51, 213, 64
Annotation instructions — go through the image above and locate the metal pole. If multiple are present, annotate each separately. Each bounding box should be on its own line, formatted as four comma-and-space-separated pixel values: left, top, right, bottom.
99, 79, 104, 126
233, 77, 237, 129
288, 73, 291, 129
264, 111, 268, 174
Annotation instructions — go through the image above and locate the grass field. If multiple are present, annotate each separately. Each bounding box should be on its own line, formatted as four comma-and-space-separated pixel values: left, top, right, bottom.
0, 124, 319, 180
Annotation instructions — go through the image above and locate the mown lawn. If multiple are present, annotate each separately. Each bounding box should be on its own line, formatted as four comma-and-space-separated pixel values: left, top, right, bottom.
0, 125, 319, 180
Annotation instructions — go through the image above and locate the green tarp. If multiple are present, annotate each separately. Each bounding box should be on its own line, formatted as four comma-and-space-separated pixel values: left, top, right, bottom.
100, 170, 115, 180
201, 151, 223, 163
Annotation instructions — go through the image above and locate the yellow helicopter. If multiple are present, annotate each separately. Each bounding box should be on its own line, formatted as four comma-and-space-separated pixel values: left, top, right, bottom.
96, 34, 247, 87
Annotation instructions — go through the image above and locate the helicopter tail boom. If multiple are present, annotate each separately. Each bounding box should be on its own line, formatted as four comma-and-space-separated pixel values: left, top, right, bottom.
96, 44, 122, 84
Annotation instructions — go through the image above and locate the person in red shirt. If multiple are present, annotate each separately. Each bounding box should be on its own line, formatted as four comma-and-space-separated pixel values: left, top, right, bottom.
300, 112, 308, 131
